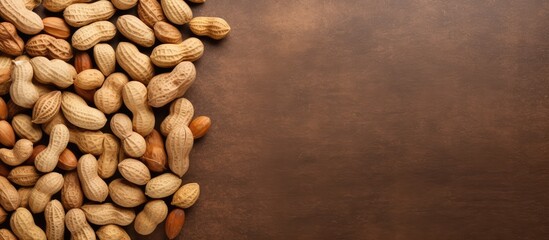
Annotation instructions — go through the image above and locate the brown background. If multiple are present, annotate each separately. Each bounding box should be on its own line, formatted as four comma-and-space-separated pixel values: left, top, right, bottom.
29, 0, 549, 239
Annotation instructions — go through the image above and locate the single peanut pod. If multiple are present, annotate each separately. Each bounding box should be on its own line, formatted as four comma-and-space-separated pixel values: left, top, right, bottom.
10, 60, 39, 108
165, 208, 185, 239
25, 34, 73, 61
72, 21, 117, 51
69, 128, 105, 155
161, 0, 192, 25
66, 208, 96, 240
7, 165, 40, 186
171, 182, 200, 208
151, 37, 204, 67
111, 113, 147, 158
42, 17, 71, 39
116, 42, 154, 84
0, 55, 12, 84
147, 61, 196, 107
117, 15, 155, 47
11, 114, 42, 143
138, 0, 165, 27
43, 0, 92, 12
17, 188, 31, 208
0, 22, 24, 56
10, 208, 46, 240
61, 171, 83, 210
32, 90, 62, 124
145, 173, 182, 198
93, 44, 116, 76
166, 125, 193, 177
77, 154, 109, 202
74, 69, 105, 90
0, 0, 43, 34
153, 21, 182, 44
0, 120, 15, 147
108, 178, 146, 208
94, 73, 128, 114
0, 228, 16, 240
190, 17, 231, 40
62, 92, 107, 130
58, 148, 77, 170
97, 225, 131, 240
63, 1, 116, 27
81, 203, 135, 226
34, 124, 69, 172
0, 207, 6, 224
123, 81, 155, 136
0, 176, 19, 211
30, 57, 76, 88
160, 98, 194, 136
0, 139, 33, 166
29, 172, 63, 213
45, 200, 65, 240
97, 134, 120, 179
118, 158, 151, 185
74, 51, 93, 73
141, 129, 167, 172
134, 200, 168, 235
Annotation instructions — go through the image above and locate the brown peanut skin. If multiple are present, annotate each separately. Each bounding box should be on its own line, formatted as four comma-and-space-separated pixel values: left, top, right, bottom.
190, 116, 212, 139
165, 208, 185, 239
141, 129, 167, 172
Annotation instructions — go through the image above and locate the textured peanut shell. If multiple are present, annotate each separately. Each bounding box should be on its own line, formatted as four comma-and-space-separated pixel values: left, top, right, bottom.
72, 21, 117, 51
7, 165, 40, 187
122, 81, 155, 136
116, 42, 154, 84
42, 111, 71, 135
97, 225, 131, 240
9, 60, 39, 108
134, 200, 168, 235
0, 228, 16, 240
0, 55, 12, 84
42, 17, 71, 39
44, 200, 65, 240
43, 0, 92, 12
0, 0, 43, 34
138, 0, 165, 27
34, 124, 69, 173
32, 90, 62, 124
93, 44, 116, 76
30, 57, 76, 88
161, 98, 194, 136
154, 21, 183, 44
108, 178, 147, 208
150, 37, 204, 67
166, 125, 193, 177
145, 173, 182, 198
0, 176, 24, 211
62, 92, 107, 130
118, 158, 151, 185
63, 1, 116, 27
61, 171, 83, 210
74, 69, 105, 90
112, 0, 137, 10
10, 208, 46, 240
171, 182, 200, 208
0, 22, 24, 56
0, 139, 33, 166
81, 203, 136, 226
94, 73, 128, 114
117, 15, 155, 47
147, 61, 196, 107
28, 172, 64, 213
77, 154, 109, 202
65, 208, 96, 240
190, 17, 231, 40
97, 134, 120, 179
0, 207, 6, 224
68, 128, 105, 155
25, 34, 73, 61
11, 114, 42, 143
111, 113, 147, 158
16, 188, 31, 208
161, 0, 193, 25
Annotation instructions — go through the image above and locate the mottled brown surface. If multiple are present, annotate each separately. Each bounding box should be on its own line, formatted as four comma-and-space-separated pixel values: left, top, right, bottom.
29, 0, 549, 239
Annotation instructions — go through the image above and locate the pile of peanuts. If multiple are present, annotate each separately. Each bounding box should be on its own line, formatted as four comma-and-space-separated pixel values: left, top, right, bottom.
0, 0, 228, 239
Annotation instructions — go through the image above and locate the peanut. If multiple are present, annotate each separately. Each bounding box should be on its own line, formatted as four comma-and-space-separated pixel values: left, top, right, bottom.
147, 61, 196, 107
74, 69, 105, 90
29, 172, 63, 213
96, 225, 131, 240
58, 148, 77, 171
9, 60, 39, 108
42, 111, 71, 135
0, 176, 19, 211
0, 162, 8, 177
112, 0, 138, 10
72, 21, 117, 51
10, 208, 46, 240
0, 22, 24, 56
161, 97, 194, 136
0, 121, 15, 147
81, 203, 135, 226
111, 113, 146, 158
61, 171, 83, 210
118, 158, 151, 185
171, 182, 200, 208
190, 17, 231, 40
166, 125, 193, 177
63, 1, 116, 27
25, 145, 44, 166
11, 114, 42, 143
25, 34, 73, 61
77, 154, 109, 202
122, 81, 155, 136
68, 128, 105, 155
61, 92, 107, 130
65, 208, 96, 240
7, 166, 40, 187
93, 44, 116, 76
16, 188, 31, 208
43, 0, 92, 12
115, 42, 154, 84
0, 207, 6, 224
34, 124, 69, 173
94, 72, 129, 114
42, 17, 71, 39
141, 129, 167, 172
161, 0, 193, 25
108, 178, 146, 208
0, 82, 10, 97
190, 115, 212, 139
0, 229, 16, 240
74, 51, 93, 73
117, 15, 155, 47
32, 90, 62, 124
137, 0, 165, 27
44, 200, 65, 240
151, 37, 204, 68
165, 208, 185, 239
0, 98, 5, 120
134, 200, 168, 235
154, 21, 183, 44
30, 57, 76, 88
0, 139, 33, 166
0, 0, 43, 34
145, 173, 182, 198
0, 55, 12, 84
97, 134, 120, 179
